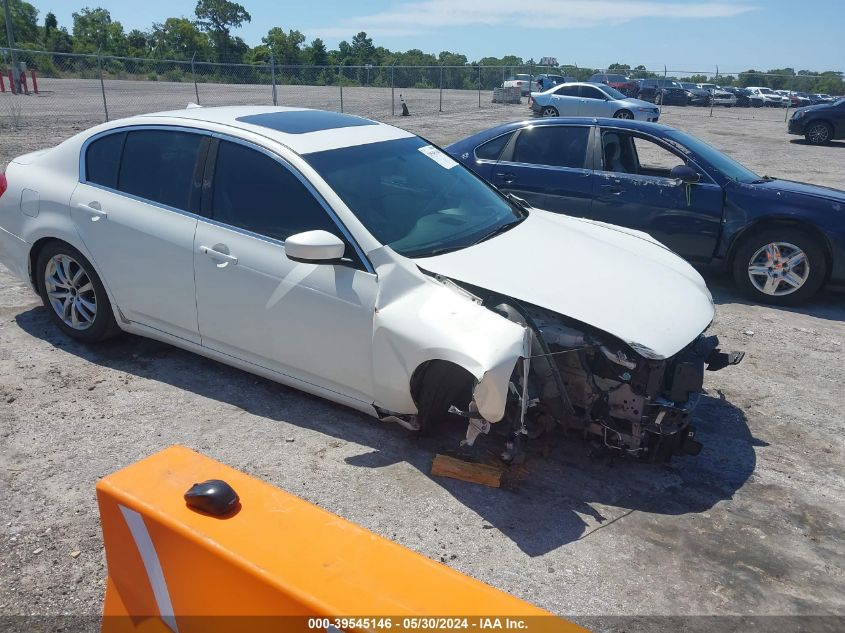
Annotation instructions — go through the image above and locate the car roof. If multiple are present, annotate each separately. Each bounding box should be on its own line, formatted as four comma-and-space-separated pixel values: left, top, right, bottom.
446, 117, 676, 151
121, 105, 415, 155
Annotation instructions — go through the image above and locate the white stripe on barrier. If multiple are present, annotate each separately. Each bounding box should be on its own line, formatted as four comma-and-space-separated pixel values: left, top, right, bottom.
119, 505, 180, 633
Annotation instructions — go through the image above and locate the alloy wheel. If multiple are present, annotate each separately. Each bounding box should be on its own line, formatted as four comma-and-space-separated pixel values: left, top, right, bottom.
541, 106, 558, 117
807, 123, 831, 144
747, 242, 810, 297
44, 254, 97, 330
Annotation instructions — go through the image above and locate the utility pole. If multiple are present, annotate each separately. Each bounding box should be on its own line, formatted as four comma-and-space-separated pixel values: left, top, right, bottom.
3, 0, 20, 92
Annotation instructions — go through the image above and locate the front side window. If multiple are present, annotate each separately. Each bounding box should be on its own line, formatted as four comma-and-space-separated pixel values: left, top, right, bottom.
580, 85, 607, 100
118, 130, 204, 211
85, 132, 125, 189
512, 126, 590, 169
211, 141, 339, 244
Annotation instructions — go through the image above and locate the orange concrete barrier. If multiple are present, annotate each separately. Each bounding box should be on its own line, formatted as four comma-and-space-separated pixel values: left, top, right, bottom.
98, 446, 585, 633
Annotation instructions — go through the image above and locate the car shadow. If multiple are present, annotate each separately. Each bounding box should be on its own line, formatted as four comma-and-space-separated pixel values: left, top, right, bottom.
788, 139, 845, 149
703, 271, 845, 322
15, 305, 759, 556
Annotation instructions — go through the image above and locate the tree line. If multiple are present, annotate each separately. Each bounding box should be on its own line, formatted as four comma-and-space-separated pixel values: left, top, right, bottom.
1, 0, 842, 94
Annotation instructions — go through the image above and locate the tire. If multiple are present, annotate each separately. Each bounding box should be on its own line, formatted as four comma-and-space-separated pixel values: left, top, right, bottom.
36, 241, 120, 342
731, 228, 827, 305
414, 362, 474, 435
614, 109, 634, 120
654, 92, 663, 105
540, 105, 559, 117
805, 121, 833, 145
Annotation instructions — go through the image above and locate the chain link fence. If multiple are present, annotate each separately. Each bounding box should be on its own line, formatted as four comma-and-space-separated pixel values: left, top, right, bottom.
0, 49, 842, 131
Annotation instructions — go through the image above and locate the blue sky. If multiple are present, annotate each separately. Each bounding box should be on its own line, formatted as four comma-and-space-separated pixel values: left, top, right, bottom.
41, 0, 844, 72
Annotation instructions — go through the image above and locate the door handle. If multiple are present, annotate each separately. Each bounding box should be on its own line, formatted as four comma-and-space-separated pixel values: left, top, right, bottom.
599, 184, 624, 195
77, 202, 108, 221
496, 172, 516, 184
200, 245, 238, 265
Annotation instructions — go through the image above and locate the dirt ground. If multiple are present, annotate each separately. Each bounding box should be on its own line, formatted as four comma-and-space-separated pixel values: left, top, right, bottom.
1, 83, 844, 630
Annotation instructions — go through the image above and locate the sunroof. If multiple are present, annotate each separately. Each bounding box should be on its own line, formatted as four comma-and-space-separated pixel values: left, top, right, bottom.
236, 111, 378, 134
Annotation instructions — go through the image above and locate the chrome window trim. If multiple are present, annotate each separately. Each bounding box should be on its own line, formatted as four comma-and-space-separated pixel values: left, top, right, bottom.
78, 124, 375, 274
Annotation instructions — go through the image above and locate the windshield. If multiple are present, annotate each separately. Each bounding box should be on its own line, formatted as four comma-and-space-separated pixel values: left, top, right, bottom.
599, 84, 627, 100
304, 137, 524, 258
602, 74, 629, 82
665, 130, 760, 184
835, 98, 845, 106
758, 88, 773, 94
680, 83, 698, 89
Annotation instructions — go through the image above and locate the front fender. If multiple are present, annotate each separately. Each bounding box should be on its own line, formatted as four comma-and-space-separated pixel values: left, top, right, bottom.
368, 246, 528, 422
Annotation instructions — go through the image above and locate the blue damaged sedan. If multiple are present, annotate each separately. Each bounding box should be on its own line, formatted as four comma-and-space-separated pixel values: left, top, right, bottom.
447, 118, 845, 305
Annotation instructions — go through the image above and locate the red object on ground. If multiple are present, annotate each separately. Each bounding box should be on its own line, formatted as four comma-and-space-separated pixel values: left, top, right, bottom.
30, 70, 38, 94
0, 73, 5, 93
7, 70, 14, 95
0, 173, 8, 199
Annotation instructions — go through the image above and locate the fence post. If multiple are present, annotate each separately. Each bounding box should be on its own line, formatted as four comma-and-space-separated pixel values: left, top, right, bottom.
338, 61, 344, 113
391, 61, 396, 116
660, 65, 667, 117
270, 53, 277, 106
709, 65, 716, 117
191, 52, 200, 104
439, 63, 443, 112
97, 49, 109, 122
786, 69, 795, 122
477, 65, 481, 108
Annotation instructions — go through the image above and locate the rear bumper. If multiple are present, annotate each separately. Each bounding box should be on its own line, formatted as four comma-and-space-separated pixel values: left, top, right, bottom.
0, 225, 31, 284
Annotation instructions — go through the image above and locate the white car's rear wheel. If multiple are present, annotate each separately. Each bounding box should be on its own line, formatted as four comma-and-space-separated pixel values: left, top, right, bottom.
36, 241, 119, 342
541, 106, 559, 117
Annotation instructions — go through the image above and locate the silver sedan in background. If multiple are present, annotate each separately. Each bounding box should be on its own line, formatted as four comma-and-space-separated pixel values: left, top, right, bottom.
529, 82, 660, 121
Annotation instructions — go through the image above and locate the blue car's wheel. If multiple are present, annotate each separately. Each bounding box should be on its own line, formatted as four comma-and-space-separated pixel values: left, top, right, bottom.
732, 228, 826, 305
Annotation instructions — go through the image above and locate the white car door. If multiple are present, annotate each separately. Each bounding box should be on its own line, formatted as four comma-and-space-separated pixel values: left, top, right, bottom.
70, 127, 207, 343
193, 138, 377, 404
550, 84, 581, 115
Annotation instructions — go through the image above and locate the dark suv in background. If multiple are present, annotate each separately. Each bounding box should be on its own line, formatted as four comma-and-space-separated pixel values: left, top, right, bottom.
634, 79, 688, 105
788, 98, 845, 144
588, 73, 638, 96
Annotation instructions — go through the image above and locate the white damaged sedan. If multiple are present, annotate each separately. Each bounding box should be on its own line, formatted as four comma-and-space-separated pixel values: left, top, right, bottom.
0, 106, 741, 462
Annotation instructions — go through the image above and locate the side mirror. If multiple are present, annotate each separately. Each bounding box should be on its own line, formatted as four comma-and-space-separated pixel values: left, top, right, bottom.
284, 230, 345, 264
670, 164, 700, 184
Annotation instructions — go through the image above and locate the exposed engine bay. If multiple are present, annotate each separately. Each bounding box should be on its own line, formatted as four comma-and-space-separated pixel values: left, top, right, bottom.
442, 280, 744, 464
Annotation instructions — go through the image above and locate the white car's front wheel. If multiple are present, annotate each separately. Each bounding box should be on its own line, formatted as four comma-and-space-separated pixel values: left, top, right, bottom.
614, 109, 634, 120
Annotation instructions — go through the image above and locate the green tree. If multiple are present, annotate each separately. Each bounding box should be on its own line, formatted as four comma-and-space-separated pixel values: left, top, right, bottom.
350, 31, 374, 64
305, 38, 328, 66
194, 0, 250, 62
72, 7, 127, 54
262, 26, 305, 65
0, 0, 39, 47
150, 17, 210, 60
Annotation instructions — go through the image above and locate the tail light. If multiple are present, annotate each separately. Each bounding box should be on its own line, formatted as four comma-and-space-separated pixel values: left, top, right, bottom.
0, 173, 7, 199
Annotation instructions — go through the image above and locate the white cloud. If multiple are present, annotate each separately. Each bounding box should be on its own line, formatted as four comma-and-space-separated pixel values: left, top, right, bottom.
318, 0, 756, 36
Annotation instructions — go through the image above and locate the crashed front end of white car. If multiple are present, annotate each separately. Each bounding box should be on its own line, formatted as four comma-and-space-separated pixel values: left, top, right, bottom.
300, 131, 743, 465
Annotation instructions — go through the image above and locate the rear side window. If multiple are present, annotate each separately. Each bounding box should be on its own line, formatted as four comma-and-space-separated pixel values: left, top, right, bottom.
513, 126, 590, 169
474, 133, 513, 161
118, 130, 204, 211
555, 85, 579, 97
85, 132, 125, 189
211, 141, 340, 244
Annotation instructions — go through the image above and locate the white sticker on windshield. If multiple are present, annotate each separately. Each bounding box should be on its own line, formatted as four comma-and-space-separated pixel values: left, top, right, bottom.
419, 145, 458, 169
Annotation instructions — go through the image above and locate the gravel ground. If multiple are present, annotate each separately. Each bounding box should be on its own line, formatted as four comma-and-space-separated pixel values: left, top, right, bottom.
1, 82, 844, 628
